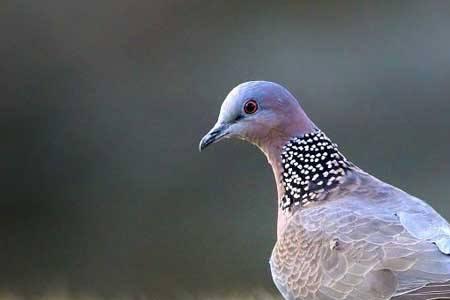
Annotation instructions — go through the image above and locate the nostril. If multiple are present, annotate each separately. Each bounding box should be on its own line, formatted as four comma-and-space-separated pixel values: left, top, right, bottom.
209, 129, 220, 137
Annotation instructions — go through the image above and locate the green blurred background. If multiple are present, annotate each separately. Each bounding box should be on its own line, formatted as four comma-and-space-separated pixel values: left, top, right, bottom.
1, 0, 450, 299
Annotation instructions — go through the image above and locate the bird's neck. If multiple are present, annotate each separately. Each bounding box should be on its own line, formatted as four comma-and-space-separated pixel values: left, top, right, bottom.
259, 130, 352, 238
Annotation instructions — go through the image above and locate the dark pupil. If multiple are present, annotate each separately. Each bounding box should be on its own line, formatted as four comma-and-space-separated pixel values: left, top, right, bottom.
245, 101, 256, 113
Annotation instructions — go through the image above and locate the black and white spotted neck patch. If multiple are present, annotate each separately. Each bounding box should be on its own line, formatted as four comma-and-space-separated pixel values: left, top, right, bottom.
280, 131, 351, 211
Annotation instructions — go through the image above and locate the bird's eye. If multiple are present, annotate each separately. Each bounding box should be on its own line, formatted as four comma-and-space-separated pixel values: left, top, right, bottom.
243, 99, 258, 114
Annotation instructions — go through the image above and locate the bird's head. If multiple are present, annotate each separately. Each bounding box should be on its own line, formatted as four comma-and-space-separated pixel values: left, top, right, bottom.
199, 81, 317, 152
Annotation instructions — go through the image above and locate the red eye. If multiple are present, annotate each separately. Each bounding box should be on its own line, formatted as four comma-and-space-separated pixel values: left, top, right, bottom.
244, 99, 258, 114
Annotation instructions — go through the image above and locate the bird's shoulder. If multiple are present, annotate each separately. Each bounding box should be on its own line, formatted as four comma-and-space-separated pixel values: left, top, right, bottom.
330, 170, 450, 254
296, 168, 450, 252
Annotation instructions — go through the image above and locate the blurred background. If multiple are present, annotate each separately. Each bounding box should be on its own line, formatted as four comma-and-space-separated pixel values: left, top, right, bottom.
1, 1, 450, 299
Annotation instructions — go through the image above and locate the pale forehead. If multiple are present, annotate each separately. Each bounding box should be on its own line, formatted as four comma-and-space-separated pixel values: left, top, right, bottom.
228, 81, 283, 99
220, 82, 256, 117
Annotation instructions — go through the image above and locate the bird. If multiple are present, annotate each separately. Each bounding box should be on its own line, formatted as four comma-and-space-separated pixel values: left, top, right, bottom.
199, 81, 450, 300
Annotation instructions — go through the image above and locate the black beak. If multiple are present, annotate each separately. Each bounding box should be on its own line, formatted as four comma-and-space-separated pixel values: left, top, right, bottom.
199, 124, 229, 152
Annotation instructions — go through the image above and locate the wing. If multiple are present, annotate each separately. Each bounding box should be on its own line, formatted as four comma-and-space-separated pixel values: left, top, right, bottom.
393, 280, 450, 299
270, 196, 450, 300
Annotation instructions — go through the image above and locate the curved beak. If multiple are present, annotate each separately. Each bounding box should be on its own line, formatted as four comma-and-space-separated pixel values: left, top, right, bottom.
199, 123, 230, 152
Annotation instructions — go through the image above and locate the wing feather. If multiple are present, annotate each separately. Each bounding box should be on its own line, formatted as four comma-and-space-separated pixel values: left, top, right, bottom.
270, 200, 450, 300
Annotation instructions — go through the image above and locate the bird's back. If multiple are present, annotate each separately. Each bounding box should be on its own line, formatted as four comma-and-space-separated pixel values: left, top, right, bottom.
270, 170, 450, 300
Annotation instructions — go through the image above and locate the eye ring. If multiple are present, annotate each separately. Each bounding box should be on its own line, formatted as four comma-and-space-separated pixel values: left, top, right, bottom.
243, 99, 258, 114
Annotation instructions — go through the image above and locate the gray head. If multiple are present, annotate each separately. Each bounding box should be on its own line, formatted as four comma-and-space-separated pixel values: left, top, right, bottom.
199, 81, 317, 151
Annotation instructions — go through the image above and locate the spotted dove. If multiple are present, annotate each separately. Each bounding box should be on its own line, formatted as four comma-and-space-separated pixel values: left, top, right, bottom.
199, 81, 450, 300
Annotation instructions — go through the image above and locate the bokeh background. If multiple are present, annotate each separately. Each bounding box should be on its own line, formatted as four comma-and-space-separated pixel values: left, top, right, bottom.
1, 1, 450, 299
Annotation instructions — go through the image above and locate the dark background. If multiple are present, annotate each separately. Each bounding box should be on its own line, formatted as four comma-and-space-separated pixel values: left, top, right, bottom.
1, 1, 450, 298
